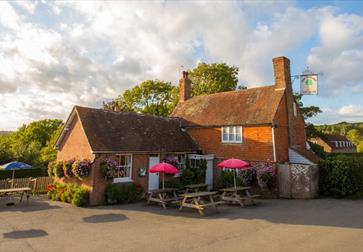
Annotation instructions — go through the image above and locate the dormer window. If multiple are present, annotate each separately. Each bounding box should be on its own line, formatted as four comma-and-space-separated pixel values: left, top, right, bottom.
222, 126, 243, 143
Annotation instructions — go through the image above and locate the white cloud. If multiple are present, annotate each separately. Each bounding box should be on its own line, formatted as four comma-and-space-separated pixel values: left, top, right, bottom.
307, 12, 363, 96
339, 104, 363, 118
1, 1, 363, 130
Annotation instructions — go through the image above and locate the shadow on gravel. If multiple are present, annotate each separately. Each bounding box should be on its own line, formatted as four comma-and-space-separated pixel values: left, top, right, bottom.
103, 199, 363, 229
0, 197, 61, 213
83, 213, 128, 223
3, 229, 48, 239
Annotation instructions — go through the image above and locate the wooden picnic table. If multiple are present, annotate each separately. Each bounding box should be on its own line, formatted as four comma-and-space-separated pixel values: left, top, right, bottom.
219, 186, 260, 207
179, 191, 224, 216
184, 183, 208, 193
0, 187, 32, 204
147, 188, 180, 209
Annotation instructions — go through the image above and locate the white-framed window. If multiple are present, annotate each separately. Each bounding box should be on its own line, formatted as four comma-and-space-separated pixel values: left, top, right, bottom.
113, 154, 132, 183
221, 126, 243, 143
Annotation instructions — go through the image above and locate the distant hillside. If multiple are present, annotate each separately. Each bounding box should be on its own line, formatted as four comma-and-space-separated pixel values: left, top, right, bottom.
315, 122, 363, 135
0, 131, 12, 136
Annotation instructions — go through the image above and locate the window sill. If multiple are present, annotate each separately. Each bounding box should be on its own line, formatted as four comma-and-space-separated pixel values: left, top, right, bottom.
221, 142, 243, 144
113, 178, 133, 183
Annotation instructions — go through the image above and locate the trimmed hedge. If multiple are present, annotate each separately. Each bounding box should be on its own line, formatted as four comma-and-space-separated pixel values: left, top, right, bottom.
105, 182, 143, 204
319, 156, 363, 198
0, 167, 47, 179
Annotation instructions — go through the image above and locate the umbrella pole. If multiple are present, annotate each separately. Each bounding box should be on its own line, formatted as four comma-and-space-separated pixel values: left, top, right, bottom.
234, 170, 237, 189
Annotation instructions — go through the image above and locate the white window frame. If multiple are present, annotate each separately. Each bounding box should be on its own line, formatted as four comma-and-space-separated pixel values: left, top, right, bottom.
221, 126, 243, 143
113, 154, 133, 183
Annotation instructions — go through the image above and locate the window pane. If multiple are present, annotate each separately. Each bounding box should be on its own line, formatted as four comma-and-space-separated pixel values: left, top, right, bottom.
236, 126, 242, 141
222, 127, 228, 141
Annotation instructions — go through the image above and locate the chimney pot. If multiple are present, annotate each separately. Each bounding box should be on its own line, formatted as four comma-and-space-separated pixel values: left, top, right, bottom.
179, 71, 191, 102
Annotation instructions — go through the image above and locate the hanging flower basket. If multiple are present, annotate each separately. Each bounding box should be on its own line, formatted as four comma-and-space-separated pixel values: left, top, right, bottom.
100, 158, 118, 179
63, 159, 75, 179
72, 160, 91, 180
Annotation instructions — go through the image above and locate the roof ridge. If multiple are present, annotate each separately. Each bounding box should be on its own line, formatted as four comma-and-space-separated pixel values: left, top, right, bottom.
187, 84, 277, 100
75, 105, 180, 122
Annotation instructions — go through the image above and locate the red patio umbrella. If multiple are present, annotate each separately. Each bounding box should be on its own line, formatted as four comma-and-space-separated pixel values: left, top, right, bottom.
217, 158, 251, 188
149, 162, 179, 190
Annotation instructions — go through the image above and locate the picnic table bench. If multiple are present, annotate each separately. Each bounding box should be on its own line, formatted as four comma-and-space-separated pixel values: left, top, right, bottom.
147, 188, 180, 209
220, 186, 260, 207
184, 183, 208, 193
0, 187, 32, 204
179, 191, 224, 216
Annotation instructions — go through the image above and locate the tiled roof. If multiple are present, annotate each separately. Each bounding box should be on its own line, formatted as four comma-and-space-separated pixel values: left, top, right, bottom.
74, 106, 199, 153
324, 134, 350, 142
172, 85, 285, 127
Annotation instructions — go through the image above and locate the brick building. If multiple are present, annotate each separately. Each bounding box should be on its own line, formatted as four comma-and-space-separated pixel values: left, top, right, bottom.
310, 134, 357, 153
55, 56, 317, 205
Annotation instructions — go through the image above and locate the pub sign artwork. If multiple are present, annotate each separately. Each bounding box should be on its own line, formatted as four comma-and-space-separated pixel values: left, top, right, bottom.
300, 74, 318, 95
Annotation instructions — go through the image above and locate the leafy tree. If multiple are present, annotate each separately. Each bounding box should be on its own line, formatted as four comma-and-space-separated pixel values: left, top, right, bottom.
104, 80, 178, 117
358, 141, 363, 153
105, 62, 240, 116
40, 126, 63, 165
347, 129, 363, 146
189, 63, 239, 96
294, 93, 322, 120
0, 119, 63, 166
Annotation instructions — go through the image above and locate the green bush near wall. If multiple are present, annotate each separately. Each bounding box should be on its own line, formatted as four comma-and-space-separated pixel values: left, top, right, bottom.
105, 182, 143, 204
319, 156, 363, 198
48, 182, 90, 207
0, 167, 48, 179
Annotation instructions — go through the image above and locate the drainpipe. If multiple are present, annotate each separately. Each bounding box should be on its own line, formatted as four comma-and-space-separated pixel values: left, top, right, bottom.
272, 124, 277, 162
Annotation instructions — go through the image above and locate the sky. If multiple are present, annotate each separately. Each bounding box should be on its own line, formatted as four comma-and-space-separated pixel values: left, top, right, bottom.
0, 0, 363, 130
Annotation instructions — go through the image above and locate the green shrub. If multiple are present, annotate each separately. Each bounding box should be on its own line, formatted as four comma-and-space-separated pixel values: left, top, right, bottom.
309, 141, 327, 159
48, 161, 55, 177
160, 177, 183, 190
180, 168, 195, 186
319, 157, 363, 198
105, 182, 143, 204
47, 182, 90, 206
216, 170, 243, 189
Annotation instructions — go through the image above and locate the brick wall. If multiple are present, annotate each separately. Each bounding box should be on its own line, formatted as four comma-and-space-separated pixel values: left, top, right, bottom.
273, 96, 289, 162
186, 126, 274, 162
56, 115, 95, 161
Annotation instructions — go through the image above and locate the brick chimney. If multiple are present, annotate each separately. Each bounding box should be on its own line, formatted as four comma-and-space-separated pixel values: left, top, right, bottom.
179, 71, 191, 102
273, 56, 292, 92
272, 56, 301, 149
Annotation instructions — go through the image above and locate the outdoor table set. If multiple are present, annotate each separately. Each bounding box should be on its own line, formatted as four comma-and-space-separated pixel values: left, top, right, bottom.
0, 187, 32, 205
147, 188, 180, 209
146, 158, 260, 216
146, 183, 260, 216
220, 186, 260, 207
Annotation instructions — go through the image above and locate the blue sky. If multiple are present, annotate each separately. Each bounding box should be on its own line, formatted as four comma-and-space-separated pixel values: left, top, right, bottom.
0, 0, 363, 130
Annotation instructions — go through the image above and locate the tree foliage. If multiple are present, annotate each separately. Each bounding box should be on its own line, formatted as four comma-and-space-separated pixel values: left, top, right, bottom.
189, 63, 239, 96
294, 93, 322, 120
314, 122, 363, 153
0, 119, 63, 166
105, 63, 241, 116
104, 80, 178, 117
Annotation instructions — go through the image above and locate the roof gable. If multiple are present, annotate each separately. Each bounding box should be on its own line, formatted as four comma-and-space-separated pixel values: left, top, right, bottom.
171, 85, 284, 127
57, 106, 199, 153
